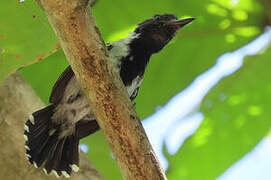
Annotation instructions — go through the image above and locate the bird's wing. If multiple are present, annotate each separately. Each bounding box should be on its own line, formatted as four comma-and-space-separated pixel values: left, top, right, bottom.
49, 43, 118, 105
49, 65, 75, 104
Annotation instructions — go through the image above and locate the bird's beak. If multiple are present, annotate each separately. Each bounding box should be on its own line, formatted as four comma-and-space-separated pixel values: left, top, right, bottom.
167, 17, 195, 30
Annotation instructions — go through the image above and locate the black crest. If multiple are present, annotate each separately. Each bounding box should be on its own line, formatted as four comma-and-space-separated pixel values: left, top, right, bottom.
134, 14, 194, 53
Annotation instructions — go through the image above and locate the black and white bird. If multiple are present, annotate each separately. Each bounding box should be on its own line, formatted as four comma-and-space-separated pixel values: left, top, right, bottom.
24, 14, 194, 178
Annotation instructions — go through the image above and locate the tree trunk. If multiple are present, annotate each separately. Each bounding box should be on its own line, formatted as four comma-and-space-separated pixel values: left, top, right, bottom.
34, 0, 167, 179
261, 0, 271, 25
0, 73, 104, 180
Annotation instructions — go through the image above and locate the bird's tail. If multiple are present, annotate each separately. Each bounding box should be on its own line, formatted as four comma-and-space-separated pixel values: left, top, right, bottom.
24, 105, 80, 178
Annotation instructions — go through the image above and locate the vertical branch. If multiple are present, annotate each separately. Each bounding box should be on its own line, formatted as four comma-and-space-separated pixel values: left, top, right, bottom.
261, 0, 271, 25
35, 0, 167, 179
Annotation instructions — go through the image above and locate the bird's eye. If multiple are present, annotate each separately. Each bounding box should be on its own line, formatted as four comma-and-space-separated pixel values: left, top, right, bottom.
153, 15, 161, 20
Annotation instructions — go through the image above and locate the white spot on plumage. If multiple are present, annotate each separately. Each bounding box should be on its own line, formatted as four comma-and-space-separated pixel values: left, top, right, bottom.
52, 170, 60, 178
43, 168, 48, 175
33, 162, 38, 168
26, 154, 31, 158
109, 32, 140, 70
62, 171, 70, 178
129, 56, 134, 61
29, 114, 35, 125
25, 154, 31, 160
24, 124, 29, 132
70, 164, 79, 172
126, 76, 143, 96
25, 145, 30, 150
23, 135, 28, 141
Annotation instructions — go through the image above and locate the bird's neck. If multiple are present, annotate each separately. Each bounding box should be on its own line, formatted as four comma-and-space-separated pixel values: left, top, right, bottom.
118, 32, 153, 86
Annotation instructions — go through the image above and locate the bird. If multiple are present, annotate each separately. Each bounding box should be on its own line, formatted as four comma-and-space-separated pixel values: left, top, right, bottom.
23, 14, 194, 178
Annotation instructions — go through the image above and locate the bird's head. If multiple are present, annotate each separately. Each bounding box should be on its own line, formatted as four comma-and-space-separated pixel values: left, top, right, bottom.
134, 14, 194, 53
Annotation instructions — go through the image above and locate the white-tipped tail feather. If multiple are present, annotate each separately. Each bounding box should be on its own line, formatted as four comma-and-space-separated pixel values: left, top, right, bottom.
24, 124, 29, 132
52, 170, 60, 178
62, 171, 71, 178
23, 135, 28, 141
24, 105, 80, 178
34, 162, 38, 168
43, 168, 48, 175
26, 154, 31, 158
70, 164, 79, 172
29, 114, 35, 124
25, 145, 30, 150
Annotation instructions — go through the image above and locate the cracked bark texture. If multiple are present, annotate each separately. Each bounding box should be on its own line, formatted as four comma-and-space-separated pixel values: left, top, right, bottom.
260, 0, 271, 25
0, 73, 104, 180
35, 0, 167, 179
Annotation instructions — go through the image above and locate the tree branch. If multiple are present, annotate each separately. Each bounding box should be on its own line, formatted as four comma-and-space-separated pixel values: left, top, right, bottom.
261, 0, 271, 25
35, 0, 166, 179
0, 73, 104, 180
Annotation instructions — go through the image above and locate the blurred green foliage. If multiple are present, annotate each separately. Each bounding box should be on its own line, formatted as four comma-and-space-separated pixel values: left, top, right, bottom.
167, 45, 271, 179
0, 0, 58, 83
0, 0, 270, 179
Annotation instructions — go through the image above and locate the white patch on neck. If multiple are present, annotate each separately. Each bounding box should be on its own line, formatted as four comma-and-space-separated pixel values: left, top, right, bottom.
126, 76, 143, 96
129, 56, 134, 61
108, 32, 140, 71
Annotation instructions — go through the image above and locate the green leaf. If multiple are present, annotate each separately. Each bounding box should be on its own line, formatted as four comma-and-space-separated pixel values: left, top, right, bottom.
0, 0, 58, 83
167, 46, 271, 180
19, 49, 68, 102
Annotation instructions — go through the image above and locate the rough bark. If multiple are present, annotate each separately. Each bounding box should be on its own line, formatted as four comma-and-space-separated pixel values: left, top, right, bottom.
260, 0, 271, 25
35, 0, 167, 179
0, 73, 104, 180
